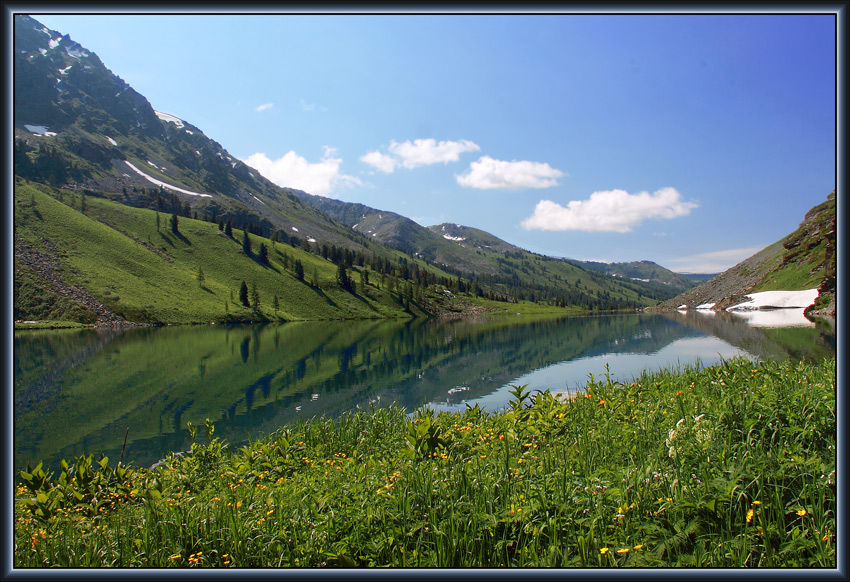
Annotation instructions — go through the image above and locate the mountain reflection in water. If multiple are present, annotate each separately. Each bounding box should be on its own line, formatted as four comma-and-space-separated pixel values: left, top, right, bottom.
14, 311, 834, 473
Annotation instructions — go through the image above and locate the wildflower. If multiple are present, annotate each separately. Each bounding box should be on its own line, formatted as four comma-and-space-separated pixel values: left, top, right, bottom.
633, 545, 644, 550
746, 509, 754, 524
499, 435, 505, 440
617, 548, 629, 554
600, 548, 609, 555
752, 500, 762, 506
797, 509, 807, 517
170, 554, 181, 560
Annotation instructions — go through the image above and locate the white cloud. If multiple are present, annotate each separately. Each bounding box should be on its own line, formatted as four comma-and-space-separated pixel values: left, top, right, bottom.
456, 156, 564, 190
243, 146, 362, 198
360, 150, 398, 174
360, 138, 479, 173
255, 102, 274, 112
666, 246, 765, 273
389, 138, 480, 169
520, 187, 697, 232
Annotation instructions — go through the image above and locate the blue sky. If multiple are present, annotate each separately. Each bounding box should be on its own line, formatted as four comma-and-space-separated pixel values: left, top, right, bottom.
30, 11, 836, 273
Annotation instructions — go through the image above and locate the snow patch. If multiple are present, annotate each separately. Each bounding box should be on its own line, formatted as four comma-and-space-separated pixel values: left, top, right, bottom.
59, 65, 72, 75
251, 194, 266, 206
65, 46, 88, 58
48, 38, 60, 50
185, 130, 193, 135
147, 161, 159, 170
696, 302, 716, 310
123, 161, 212, 198
677, 305, 688, 311
308, 238, 317, 243
154, 111, 184, 128
443, 234, 466, 242
24, 124, 50, 135
104, 136, 117, 146
725, 289, 819, 312
291, 227, 299, 232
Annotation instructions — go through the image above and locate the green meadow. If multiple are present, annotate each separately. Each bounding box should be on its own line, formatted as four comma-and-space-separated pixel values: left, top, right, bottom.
15, 180, 532, 325
15, 356, 835, 568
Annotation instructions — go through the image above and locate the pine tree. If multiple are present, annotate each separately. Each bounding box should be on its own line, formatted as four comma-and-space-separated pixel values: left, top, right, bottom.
251, 282, 260, 314
170, 213, 179, 235
225, 221, 233, 238
242, 231, 252, 256
294, 259, 304, 281
156, 212, 161, 231
239, 281, 250, 307
258, 243, 269, 265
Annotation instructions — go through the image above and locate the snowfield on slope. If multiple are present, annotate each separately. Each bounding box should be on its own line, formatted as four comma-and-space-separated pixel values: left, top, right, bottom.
124, 161, 212, 198
725, 288, 820, 311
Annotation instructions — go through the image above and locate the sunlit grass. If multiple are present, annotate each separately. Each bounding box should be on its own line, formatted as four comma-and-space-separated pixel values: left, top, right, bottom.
14, 356, 835, 568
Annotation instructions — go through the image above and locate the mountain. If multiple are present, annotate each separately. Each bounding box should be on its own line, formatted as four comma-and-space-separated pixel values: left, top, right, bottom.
12, 15, 699, 324
652, 191, 836, 319
567, 259, 704, 297
294, 193, 694, 307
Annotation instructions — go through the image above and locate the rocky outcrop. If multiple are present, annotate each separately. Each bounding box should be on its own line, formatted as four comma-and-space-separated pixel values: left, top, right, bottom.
15, 236, 143, 327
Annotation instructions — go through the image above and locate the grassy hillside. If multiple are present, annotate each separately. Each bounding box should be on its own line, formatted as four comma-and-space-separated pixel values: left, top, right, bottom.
14, 180, 478, 324
297, 194, 673, 309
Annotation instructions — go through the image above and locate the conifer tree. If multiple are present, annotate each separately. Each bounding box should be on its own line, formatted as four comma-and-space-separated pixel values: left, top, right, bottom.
243, 231, 252, 256
170, 213, 179, 235
251, 282, 261, 314
258, 243, 269, 265
239, 281, 250, 307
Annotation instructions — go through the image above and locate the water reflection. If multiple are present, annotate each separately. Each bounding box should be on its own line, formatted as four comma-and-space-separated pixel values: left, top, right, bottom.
13, 311, 834, 473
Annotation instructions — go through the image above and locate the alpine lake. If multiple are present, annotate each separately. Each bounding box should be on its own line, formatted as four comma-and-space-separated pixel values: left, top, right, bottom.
14, 309, 835, 475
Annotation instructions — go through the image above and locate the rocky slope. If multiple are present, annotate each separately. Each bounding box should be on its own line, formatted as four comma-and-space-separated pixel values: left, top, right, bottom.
651, 191, 836, 319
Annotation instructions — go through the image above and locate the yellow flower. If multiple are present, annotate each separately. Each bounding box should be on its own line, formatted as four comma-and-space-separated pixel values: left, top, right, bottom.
746, 509, 755, 523
170, 554, 181, 560
633, 544, 644, 550
600, 548, 609, 555
752, 500, 762, 506
617, 548, 629, 554
797, 509, 807, 517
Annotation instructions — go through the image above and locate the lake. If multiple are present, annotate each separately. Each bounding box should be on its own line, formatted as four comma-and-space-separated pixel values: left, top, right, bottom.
14, 310, 835, 474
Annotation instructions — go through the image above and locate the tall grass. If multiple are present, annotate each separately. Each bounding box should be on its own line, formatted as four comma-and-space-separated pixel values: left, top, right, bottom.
14, 357, 835, 568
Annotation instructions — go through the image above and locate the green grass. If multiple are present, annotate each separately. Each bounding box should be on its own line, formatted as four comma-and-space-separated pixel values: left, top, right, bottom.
15, 180, 576, 325
14, 356, 836, 568
13, 181, 433, 323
